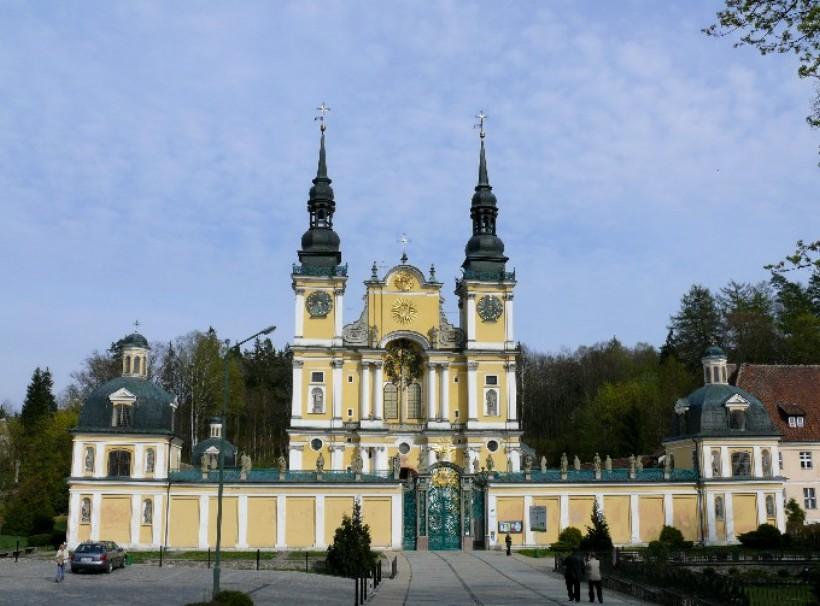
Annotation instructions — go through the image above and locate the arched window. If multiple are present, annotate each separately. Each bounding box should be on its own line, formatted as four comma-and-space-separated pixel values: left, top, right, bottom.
761, 449, 772, 477
729, 410, 747, 430
731, 451, 751, 477
134, 356, 141, 375
311, 387, 324, 413
107, 449, 132, 477
485, 389, 498, 416
715, 495, 725, 520
142, 499, 153, 525
125, 356, 132, 374
406, 383, 422, 419
384, 384, 398, 419
765, 495, 776, 518
145, 448, 155, 473
81, 497, 91, 524
712, 367, 720, 383
84, 446, 95, 473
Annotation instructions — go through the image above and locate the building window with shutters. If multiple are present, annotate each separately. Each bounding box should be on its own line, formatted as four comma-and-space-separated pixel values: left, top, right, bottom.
804, 487, 817, 510
800, 452, 813, 470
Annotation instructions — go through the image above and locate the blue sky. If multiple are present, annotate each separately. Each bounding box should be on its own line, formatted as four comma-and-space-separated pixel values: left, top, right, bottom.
0, 1, 817, 407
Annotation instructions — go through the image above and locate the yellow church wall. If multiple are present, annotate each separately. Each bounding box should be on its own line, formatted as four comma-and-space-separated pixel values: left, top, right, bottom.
605, 496, 631, 544
569, 497, 594, 530
639, 496, 664, 543
301, 286, 336, 339
370, 291, 440, 341
100, 496, 131, 544
168, 498, 199, 547
247, 497, 277, 548
475, 312, 506, 343
325, 497, 354, 545
715, 517, 726, 541
673, 496, 699, 541
733, 494, 758, 537
208, 497, 238, 547
363, 497, 392, 548
497, 497, 524, 546
533, 497, 560, 545
285, 497, 315, 548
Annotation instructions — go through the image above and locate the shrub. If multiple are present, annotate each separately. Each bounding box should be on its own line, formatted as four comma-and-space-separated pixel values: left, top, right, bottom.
646, 540, 669, 562
550, 526, 582, 550
50, 530, 66, 547
326, 500, 377, 578
738, 524, 782, 549
28, 533, 53, 547
580, 500, 613, 552
658, 525, 684, 547
214, 590, 253, 606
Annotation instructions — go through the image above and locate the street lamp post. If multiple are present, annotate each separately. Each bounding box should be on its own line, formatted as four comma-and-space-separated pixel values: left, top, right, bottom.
213, 324, 276, 599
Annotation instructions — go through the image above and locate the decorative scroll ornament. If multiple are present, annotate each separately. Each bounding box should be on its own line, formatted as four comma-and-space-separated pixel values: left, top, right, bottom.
391, 297, 417, 325
343, 303, 369, 346
393, 271, 415, 291
306, 291, 333, 318
431, 466, 459, 488
429, 311, 465, 349
477, 295, 503, 322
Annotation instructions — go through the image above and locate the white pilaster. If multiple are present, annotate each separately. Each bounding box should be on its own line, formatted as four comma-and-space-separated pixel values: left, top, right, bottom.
721, 446, 730, 478
706, 493, 717, 544
156, 442, 167, 479
94, 442, 105, 478
276, 495, 286, 548
391, 494, 402, 549
72, 441, 83, 477
703, 447, 713, 479
596, 493, 605, 514
332, 359, 343, 419
427, 364, 437, 420
291, 361, 303, 419
361, 362, 371, 419
753, 445, 763, 478
772, 444, 781, 474
330, 445, 344, 471
524, 495, 534, 546
504, 293, 514, 345
511, 448, 521, 472
238, 495, 248, 548
375, 446, 388, 472
294, 289, 305, 338
131, 494, 141, 547
775, 490, 786, 533
725, 492, 735, 543
440, 364, 450, 421
488, 493, 498, 546
664, 493, 674, 527
374, 363, 384, 420
427, 448, 437, 467
68, 492, 80, 548
198, 495, 209, 548
315, 495, 325, 548
288, 445, 303, 471
756, 491, 767, 525
152, 495, 162, 547
133, 444, 145, 479
466, 294, 476, 344
334, 289, 344, 341
559, 495, 569, 531
505, 363, 517, 422
630, 494, 640, 544
467, 362, 478, 420
91, 493, 102, 541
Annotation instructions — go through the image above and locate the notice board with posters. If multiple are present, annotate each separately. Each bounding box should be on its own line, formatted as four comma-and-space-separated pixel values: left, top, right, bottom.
529, 505, 547, 532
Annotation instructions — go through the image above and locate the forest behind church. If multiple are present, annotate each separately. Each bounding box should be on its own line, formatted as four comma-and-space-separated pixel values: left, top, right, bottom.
0, 241, 818, 536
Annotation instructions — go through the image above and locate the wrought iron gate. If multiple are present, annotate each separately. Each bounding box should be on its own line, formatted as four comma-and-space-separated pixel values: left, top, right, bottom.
402, 483, 417, 550
427, 466, 461, 551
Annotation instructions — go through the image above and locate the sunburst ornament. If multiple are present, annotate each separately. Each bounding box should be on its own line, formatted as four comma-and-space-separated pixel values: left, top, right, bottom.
392, 298, 417, 325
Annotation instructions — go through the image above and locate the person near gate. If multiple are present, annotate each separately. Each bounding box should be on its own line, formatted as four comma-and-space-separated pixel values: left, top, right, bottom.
585, 552, 603, 603
54, 543, 67, 583
563, 550, 582, 602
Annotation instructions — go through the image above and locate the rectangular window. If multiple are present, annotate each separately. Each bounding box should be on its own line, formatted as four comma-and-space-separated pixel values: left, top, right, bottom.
485, 375, 498, 386
798, 416, 805, 428
731, 451, 751, 477
347, 375, 353, 383
789, 416, 796, 428
805, 487, 817, 510
310, 371, 324, 383
800, 452, 813, 470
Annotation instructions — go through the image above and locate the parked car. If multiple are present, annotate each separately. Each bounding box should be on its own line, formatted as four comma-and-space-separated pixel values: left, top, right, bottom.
70, 541, 126, 573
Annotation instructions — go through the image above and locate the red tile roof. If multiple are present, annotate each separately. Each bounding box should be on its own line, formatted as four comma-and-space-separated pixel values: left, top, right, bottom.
735, 364, 820, 442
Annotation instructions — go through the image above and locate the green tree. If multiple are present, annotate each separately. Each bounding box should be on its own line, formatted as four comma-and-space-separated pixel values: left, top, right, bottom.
668, 286, 722, 370
786, 497, 807, 530
325, 499, 377, 577
580, 500, 613, 552
705, 1, 820, 129
20, 368, 57, 434
718, 281, 782, 363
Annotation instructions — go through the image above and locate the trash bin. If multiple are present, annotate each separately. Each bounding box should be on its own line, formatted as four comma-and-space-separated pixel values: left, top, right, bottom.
126, 553, 132, 566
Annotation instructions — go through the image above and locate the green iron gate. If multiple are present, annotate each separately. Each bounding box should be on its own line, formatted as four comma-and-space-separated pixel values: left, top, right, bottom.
427, 467, 461, 551
402, 483, 417, 550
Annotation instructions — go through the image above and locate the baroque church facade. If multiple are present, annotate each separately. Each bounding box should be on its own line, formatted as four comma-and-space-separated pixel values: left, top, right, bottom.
66, 121, 789, 553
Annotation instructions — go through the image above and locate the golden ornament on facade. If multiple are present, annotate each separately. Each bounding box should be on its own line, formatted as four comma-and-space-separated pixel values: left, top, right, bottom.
431, 466, 459, 488
391, 297, 417, 325
393, 272, 414, 291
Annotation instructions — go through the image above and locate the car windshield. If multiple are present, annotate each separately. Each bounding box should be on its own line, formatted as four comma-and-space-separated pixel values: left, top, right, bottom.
75, 544, 103, 553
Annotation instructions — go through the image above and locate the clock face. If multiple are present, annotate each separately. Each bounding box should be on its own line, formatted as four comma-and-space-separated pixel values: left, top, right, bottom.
306, 291, 333, 318
477, 295, 503, 322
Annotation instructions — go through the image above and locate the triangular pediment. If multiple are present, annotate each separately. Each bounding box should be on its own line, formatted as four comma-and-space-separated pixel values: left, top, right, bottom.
725, 393, 749, 409
108, 387, 137, 403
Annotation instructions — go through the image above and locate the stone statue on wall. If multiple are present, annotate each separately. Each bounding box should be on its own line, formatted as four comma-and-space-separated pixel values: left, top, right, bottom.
352, 449, 364, 475
84, 447, 94, 473
200, 453, 209, 478
143, 499, 153, 524
628, 454, 636, 478
81, 498, 91, 523
485, 454, 495, 473
636, 455, 643, 472
593, 452, 602, 474
540, 456, 547, 473
523, 453, 533, 473
573, 455, 581, 471
605, 455, 612, 472
277, 454, 287, 472
560, 452, 568, 474
240, 452, 252, 480
316, 452, 325, 475
472, 457, 480, 474
506, 455, 513, 473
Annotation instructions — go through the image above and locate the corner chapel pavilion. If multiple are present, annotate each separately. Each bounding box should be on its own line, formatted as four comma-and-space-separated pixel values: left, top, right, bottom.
67, 112, 787, 552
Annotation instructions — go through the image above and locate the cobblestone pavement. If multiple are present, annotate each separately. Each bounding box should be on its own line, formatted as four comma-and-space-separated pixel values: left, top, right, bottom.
371, 551, 646, 605
0, 558, 357, 605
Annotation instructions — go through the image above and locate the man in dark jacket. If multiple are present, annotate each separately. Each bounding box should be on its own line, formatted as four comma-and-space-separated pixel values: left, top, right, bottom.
563, 550, 583, 602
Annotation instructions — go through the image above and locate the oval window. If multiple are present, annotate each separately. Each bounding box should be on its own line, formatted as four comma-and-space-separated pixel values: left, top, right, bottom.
310, 438, 323, 452
398, 442, 410, 455
487, 440, 499, 453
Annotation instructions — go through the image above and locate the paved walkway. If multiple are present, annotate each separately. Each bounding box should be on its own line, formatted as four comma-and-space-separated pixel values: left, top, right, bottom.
371, 551, 645, 606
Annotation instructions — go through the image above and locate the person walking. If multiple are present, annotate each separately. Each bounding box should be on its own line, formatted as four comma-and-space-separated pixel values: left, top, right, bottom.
54, 543, 67, 583
563, 550, 582, 602
585, 553, 603, 604
505, 533, 512, 556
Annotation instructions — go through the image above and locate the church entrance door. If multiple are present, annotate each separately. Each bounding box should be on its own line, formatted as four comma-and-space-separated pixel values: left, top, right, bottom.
427, 466, 461, 551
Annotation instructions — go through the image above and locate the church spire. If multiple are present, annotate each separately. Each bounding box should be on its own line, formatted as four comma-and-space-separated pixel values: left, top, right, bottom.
297, 103, 341, 270
462, 111, 508, 277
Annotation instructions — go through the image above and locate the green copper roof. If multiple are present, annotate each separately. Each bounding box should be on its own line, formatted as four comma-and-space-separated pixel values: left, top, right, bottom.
672, 383, 779, 438
76, 376, 175, 434
298, 130, 342, 268
121, 332, 149, 348
191, 437, 237, 466
703, 345, 727, 358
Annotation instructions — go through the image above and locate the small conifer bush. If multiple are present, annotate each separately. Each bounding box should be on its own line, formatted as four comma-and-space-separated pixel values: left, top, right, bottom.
326, 499, 378, 577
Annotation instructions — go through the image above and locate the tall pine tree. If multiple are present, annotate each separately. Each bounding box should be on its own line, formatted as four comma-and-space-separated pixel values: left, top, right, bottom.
20, 367, 57, 433
668, 285, 722, 370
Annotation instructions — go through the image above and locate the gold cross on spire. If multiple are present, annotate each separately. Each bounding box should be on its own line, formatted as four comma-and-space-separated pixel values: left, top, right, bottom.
133, 320, 140, 331
314, 102, 331, 132
474, 110, 487, 139
399, 233, 410, 263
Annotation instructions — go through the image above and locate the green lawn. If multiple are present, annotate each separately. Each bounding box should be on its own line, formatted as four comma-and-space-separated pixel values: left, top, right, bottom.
128, 550, 326, 563
0, 535, 27, 550
746, 584, 814, 606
